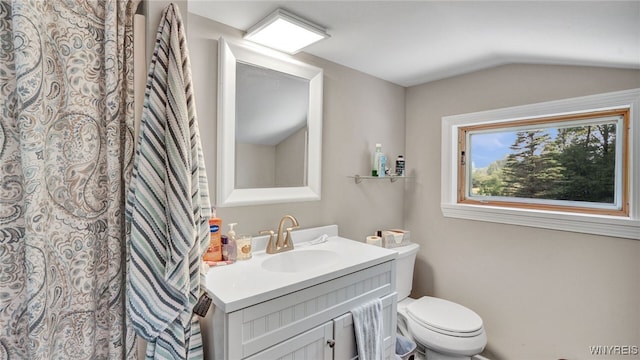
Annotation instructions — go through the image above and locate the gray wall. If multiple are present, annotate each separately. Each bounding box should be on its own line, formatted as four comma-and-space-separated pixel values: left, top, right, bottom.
188, 13, 406, 242
143, 0, 187, 66
405, 64, 640, 359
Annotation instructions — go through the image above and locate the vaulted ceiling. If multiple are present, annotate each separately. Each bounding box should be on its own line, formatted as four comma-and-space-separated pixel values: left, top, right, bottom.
189, 1, 640, 87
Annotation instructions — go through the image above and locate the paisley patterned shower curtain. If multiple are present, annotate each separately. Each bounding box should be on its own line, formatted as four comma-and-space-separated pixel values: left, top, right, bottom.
0, 1, 139, 358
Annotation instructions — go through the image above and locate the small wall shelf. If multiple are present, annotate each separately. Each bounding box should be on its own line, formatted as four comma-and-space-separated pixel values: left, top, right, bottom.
349, 175, 410, 184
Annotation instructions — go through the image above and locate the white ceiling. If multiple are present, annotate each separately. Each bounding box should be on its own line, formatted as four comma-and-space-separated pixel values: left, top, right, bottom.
188, 1, 640, 87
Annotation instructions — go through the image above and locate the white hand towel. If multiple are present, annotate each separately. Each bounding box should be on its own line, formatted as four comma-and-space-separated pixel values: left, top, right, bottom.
351, 298, 384, 360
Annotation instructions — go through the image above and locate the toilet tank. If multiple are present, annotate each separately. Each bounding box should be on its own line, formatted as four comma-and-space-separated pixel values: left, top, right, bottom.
395, 243, 420, 301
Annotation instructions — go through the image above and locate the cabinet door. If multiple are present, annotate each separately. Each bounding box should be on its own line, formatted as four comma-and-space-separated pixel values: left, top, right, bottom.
332, 293, 397, 360
245, 321, 333, 360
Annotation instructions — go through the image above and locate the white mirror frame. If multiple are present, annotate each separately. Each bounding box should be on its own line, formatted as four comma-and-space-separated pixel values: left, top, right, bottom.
217, 38, 323, 207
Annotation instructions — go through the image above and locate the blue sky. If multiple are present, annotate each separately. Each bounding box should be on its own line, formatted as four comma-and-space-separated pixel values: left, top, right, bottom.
471, 129, 560, 168
470, 131, 516, 168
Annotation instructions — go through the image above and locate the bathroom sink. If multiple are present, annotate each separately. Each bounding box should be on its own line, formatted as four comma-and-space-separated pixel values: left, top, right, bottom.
261, 249, 337, 273
204, 225, 398, 312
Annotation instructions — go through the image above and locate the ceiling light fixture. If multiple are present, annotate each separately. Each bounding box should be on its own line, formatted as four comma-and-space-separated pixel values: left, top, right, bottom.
244, 9, 329, 54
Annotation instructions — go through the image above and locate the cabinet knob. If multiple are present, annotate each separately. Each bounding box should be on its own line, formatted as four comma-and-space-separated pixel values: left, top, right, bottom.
327, 339, 335, 348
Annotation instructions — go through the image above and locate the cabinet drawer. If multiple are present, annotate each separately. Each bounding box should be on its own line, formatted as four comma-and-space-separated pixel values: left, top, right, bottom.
229, 261, 394, 359
332, 292, 397, 360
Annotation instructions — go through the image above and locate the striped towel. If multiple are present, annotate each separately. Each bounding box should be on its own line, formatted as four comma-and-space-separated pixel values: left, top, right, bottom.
351, 298, 384, 360
126, 4, 211, 359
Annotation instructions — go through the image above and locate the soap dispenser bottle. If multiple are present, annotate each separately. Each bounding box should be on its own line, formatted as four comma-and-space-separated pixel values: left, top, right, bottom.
226, 223, 238, 262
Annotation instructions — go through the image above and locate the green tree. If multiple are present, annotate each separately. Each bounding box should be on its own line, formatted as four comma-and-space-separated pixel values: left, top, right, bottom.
472, 159, 506, 196
502, 130, 564, 199
554, 124, 616, 203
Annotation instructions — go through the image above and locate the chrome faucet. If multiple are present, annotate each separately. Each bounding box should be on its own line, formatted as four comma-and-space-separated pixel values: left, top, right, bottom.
260, 215, 299, 254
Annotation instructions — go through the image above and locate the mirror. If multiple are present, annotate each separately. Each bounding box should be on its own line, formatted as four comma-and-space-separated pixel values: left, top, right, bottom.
217, 38, 323, 207
235, 62, 308, 189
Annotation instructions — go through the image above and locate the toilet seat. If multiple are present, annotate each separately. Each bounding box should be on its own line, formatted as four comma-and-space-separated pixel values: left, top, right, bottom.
406, 296, 483, 337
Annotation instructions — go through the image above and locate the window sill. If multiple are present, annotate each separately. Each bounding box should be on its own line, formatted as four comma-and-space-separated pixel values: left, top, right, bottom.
441, 203, 640, 240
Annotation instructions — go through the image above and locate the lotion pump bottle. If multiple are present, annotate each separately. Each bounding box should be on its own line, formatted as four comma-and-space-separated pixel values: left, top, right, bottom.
226, 223, 238, 262
203, 207, 222, 262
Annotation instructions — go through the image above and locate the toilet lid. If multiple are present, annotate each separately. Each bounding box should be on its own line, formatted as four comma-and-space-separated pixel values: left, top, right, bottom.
406, 296, 483, 334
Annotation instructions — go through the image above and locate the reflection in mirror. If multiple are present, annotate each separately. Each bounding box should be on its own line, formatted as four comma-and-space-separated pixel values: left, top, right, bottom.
235, 62, 309, 189
217, 38, 323, 207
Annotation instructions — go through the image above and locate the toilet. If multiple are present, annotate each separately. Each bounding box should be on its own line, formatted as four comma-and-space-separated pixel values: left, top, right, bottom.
395, 243, 487, 360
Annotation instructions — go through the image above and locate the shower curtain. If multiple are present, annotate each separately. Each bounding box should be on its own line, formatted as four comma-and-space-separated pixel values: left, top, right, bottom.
0, 0, 139, 358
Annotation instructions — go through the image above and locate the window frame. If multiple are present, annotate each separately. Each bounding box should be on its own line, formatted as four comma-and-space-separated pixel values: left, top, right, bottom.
458, 108, 629, 217
441, 89, 640, 240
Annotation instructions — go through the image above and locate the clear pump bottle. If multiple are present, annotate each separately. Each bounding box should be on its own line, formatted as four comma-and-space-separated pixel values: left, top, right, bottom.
226, 223, 238, 262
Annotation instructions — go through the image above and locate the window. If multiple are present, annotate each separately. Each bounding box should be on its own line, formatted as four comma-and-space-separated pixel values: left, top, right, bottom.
459, 109, 628, 216
442, 89, 640, 240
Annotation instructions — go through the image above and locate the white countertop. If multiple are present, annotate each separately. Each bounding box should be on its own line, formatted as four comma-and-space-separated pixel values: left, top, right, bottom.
203, 225, 397, 312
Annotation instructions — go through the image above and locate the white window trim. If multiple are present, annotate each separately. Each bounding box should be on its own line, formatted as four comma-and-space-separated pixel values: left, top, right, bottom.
441, 89, 640, 240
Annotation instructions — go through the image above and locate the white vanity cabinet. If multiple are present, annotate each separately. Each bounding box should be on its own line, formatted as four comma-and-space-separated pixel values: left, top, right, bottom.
242, 292, 396, 360
200, 228, 398, 360
204, 261, 396, 360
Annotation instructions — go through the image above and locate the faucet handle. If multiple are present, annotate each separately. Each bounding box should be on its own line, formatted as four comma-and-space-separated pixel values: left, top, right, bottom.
260, 230, 277, 254
283, 226, 299, 249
